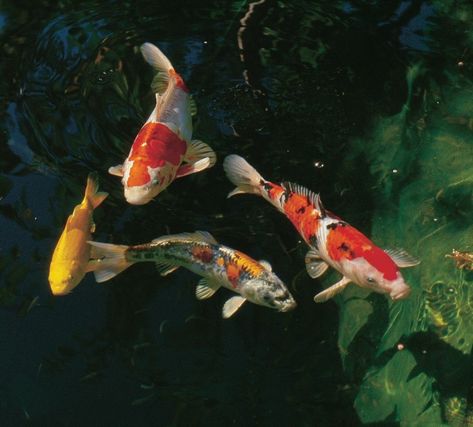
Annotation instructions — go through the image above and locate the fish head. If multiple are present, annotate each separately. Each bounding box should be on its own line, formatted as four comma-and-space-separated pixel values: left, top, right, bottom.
122, 160, 173, 205
124, 183, 158, 205
243, 273, 297, 312
48, 261, 83, 296
347, 257, 411, 300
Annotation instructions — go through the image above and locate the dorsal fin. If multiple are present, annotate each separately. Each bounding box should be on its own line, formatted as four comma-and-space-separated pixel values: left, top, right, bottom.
152, 231, 217, 245
281, 182, 326, 217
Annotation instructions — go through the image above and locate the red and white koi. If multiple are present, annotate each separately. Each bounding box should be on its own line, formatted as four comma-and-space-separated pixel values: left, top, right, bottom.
223, 155, 420, 302
87, 231, 296, 318
109, 42, 216, 205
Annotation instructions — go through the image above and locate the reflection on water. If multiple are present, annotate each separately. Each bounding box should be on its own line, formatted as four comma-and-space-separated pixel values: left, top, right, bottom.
1, 0, 472, 425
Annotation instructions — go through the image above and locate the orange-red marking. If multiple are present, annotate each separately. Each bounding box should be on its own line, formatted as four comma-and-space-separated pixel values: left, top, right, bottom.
191, 246, 214, 264
327, 225, 398, 280
127, 123, 187, 187
226, 262, 240, 288
170, 69, 189, 93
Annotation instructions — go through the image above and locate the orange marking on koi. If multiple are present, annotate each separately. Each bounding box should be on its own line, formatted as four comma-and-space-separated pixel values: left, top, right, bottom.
169, 69, 189, 93
127, 123, 187, 187
226, 262, 240, 288
191, 246, 214, 264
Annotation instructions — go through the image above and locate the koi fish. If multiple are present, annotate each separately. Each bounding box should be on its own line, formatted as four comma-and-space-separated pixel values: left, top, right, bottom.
48, 173, 108, 295
223, 155, 420, 303
87, 231, 296, 318
109, 42, 216, 204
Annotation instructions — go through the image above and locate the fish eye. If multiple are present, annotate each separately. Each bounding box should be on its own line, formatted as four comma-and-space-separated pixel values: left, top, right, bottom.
262, 293, 272, 302
367, 276, 376, 284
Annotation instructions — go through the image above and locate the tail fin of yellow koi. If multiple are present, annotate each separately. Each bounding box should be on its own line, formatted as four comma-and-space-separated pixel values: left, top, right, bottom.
223, 155, 263, 198
87, 241, 132, 283
84, 172, 108, 209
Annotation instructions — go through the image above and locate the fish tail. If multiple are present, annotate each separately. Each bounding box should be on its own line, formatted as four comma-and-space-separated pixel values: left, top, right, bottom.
223, 155, 264, 198
140, 42, 174, 72
141, 42, 180, 95
87, 241, 133, 283
84, 172, 108, 209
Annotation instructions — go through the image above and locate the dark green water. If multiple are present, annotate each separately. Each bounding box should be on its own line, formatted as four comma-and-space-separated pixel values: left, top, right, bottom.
1, 1, 472, 425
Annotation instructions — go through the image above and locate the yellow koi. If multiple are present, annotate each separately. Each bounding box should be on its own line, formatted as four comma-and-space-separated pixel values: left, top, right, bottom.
48, 173, 108, 295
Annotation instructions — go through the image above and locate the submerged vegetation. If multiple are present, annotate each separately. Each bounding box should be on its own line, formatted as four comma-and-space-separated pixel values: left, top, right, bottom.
0, 0, 472, 425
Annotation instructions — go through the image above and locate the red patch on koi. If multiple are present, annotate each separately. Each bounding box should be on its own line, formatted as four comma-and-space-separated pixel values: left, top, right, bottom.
191, 246, 214, 264
363, 247, 398, 280
226, 262, 240, 288
264, 182, 323, 244
169, 69, 189, 93
327, 225, 398, 280
283, 194, 322, 243
127, 123, 186, 187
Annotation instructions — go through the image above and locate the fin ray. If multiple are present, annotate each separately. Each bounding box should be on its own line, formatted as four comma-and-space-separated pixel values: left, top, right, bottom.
222, 296, 246, 318
156, 262, 179, 276
223, 155, 264, 198
385, 248, 420, 268
84, 173, 108, 209
305, 249, 329, 279
87, 241, 132, 283
184, 140, 217, 167
195, 278, 221, 300
313, 277, 351, 303
109, 164, 124, 177
282, 182, 325, 217
152, 231, 217, 245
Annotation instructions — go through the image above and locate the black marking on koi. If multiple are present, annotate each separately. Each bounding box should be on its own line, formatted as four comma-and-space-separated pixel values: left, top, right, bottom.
326, 221, 346, 230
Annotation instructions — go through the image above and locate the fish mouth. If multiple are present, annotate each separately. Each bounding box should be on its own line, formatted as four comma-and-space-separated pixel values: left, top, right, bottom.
124, 188, 154, 205
278, 300, 297, 312
390, 286, 411, 301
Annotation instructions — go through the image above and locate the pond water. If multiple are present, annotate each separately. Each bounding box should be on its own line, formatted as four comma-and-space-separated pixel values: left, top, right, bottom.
1, 1, 472, 425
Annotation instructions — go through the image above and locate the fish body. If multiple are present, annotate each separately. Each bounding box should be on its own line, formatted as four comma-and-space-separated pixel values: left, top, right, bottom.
223, 155, 419, 302
48, 173, 108, 295
88, 231, 296, 318
109, 43, 216, 205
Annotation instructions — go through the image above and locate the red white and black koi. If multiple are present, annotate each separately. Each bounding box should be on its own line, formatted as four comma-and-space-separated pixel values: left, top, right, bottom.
88, 231, 296, 318
109, 43, 216, 205
223, 155, 420, 302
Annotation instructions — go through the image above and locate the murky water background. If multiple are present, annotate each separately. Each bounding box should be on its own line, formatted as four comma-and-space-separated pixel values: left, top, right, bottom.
1, 1, 472, 425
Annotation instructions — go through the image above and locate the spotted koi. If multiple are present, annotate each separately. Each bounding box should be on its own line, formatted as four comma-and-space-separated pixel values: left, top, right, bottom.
109, 42, 216, 205
223, 155, 420, 302
87, 231, 296, 318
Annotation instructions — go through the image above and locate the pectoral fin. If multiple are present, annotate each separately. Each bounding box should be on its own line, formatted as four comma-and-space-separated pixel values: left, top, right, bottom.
109, 164, 124, 177
155, 262, 180, 276
176, 158, 211, 178
222, 296, 246, 318
385, 248, 420, 268
313, 276, 351, 303
305, 249, 329, 278
176, 139, 217, 178
195, 278, 221, 300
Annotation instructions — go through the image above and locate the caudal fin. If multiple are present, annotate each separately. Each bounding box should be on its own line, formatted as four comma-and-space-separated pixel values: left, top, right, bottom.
84, 172, 108, 209
87, 241, 133, 283
223, 155, 264, 198
140, 42, 173, 72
